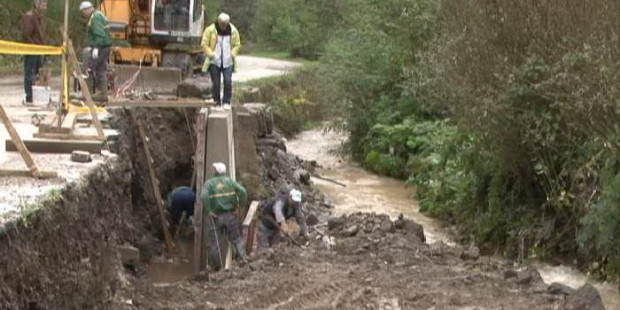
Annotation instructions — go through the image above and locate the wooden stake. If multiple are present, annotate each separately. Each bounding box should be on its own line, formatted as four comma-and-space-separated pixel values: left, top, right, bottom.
66, 40, 105, 140
0, 104, 43, 179
131, 111, 176, 252
192, 111, 207, 274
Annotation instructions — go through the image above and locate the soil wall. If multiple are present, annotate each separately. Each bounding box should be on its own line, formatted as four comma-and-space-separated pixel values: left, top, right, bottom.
0, 108, 197, 309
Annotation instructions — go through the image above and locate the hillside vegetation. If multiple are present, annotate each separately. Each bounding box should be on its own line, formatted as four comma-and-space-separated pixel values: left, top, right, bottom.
250, 0, 620, 285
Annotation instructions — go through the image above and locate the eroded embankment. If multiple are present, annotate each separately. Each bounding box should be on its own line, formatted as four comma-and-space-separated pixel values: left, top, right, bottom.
0, 108, 196, 309
0, 105, 326, 309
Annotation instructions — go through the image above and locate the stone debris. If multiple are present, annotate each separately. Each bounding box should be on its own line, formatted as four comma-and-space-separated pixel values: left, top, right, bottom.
70, 150, 92, 163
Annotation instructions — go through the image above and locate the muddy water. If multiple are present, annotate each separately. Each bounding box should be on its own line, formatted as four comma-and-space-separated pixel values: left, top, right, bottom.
286, 128, 619, 309
147, 239, 194, 284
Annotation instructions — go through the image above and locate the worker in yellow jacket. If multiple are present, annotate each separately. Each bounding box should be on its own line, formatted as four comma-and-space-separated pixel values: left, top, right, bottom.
201, 13, 241, 109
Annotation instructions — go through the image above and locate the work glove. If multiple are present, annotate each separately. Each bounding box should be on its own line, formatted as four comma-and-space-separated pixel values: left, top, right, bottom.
92, 48, 99, 60
279, 222, 288, 233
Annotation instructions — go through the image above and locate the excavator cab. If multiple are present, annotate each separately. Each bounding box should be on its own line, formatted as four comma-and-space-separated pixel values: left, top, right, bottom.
99, 0, 205, 81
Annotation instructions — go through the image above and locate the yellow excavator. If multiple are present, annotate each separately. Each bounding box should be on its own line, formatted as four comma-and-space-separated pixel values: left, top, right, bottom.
97, 0, 205, 93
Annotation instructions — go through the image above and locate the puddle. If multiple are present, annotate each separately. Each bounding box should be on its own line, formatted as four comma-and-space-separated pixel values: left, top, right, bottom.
147, 239, 194, 284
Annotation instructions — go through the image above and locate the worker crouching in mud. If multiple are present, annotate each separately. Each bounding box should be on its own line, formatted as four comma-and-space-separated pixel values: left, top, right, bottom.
165, 186, 195, 236
202, 162, 249, 266
258, 188, 309, 254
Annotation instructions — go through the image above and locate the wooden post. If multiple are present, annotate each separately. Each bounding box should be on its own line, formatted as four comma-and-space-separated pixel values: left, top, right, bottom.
192, 111, 207, 274
59, 0, 69, 129
243, 201, 260, 255
66, 40, 106, 140
131, 111, 176, 252
0, 104, 42, 179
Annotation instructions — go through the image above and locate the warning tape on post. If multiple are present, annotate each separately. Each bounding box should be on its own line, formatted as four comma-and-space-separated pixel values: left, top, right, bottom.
0, 40, 63, 55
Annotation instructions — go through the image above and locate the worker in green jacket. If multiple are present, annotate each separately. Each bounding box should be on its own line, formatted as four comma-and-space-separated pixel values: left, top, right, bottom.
79, 1, 112, 102
201, 162, 248, 265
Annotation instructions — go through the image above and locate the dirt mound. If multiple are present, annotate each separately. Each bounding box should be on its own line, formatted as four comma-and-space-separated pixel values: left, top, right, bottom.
134, 214, 587, 310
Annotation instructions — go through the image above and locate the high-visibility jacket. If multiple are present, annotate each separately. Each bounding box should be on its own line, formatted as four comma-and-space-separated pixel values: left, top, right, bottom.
201, 174, 247, 215
200, 23, 240, 71
87, 10, 112, 48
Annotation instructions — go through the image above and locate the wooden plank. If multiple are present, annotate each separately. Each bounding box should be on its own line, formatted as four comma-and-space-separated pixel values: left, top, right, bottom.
243, 201, 260, 256
38, 123, 71, 134
5, 139, 103, 154
131, 112, 176, 252
106, 100, 215, 109
243, 201, 260, 227
33, 133, 104, 141
0, 170, 57, 179
60, 112, 79, 132
0, 104, 42, 178
192, 111, 207, 274
66, 40, 105, 140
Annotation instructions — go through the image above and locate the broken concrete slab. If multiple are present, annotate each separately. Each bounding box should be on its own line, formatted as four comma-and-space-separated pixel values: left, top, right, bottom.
117, 245, 141, 267
71, 151, 92, 163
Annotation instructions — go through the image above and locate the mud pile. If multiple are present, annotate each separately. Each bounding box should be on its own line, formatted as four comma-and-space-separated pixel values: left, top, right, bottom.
135, 213, 605, 310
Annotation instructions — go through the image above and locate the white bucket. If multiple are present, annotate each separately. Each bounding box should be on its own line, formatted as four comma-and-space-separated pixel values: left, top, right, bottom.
32, 86, 50, 106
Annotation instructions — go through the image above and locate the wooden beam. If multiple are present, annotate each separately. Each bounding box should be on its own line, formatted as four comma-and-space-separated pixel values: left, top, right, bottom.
0, 170, 57, 179
5, 139, 103, 154
106, 100, 214, 109
33, 133, 104, 141
60, 112, 79, 132
131, 111, 176, 252
243, 201, 260, 227
192, 111, 207, 274
0, 104, 42, 178
66, 40, 105, 140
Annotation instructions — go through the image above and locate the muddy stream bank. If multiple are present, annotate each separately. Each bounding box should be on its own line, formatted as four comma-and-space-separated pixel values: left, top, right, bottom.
286, 128, 620, 310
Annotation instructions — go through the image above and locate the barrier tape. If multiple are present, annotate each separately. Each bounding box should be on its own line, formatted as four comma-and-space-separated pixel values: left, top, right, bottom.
0, 40, 63, 56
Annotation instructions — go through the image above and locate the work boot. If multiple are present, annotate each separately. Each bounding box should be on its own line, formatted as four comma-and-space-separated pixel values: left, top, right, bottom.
93, 80, 109, 103
234, 238, 248, 266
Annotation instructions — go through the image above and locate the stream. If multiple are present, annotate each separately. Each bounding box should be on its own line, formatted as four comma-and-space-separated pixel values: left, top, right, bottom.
286, 128, 620, 310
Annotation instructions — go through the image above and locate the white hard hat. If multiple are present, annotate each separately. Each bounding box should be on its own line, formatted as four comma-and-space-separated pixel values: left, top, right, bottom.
290, 189, 302, 203
79, 1, 93, 11
213, 162, 227, 174
217, 13, 230, 23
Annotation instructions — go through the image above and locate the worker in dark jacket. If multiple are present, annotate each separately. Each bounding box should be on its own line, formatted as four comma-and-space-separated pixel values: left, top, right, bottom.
258, 188, 309, 254
165, 186, 195, 232
20, 0, 47, 105
201, 162, 248, 265
79, 1, 112, 102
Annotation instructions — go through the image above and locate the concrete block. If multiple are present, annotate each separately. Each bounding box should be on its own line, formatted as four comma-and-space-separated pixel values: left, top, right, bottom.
70, 150, 92, 163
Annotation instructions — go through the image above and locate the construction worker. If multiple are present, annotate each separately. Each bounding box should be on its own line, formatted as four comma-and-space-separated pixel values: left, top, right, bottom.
202, 162, 248, 265
257, 188, 309, 254
201, 13, 241, 109
20, 0, 47, 105
165, 186, 195, 233
79, 1, 112, 102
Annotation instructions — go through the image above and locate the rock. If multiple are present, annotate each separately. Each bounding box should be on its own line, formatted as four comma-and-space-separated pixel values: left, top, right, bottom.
516, 269, 544, 286
177, 77, 211, 98
460, 246, 481, 261
547, 282, 576, 296
344, 225, 359, 237
380, 221, 395, 234
305, 213, 319, 226
117, 245, 140, 267
321, 236, 336, 250
503, 270, 519, 279
71, 150, 92, 163
565, 284, 605, 310
294, 169, 311, 185
328, 217, 346, 231
394, 216, 426, 242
